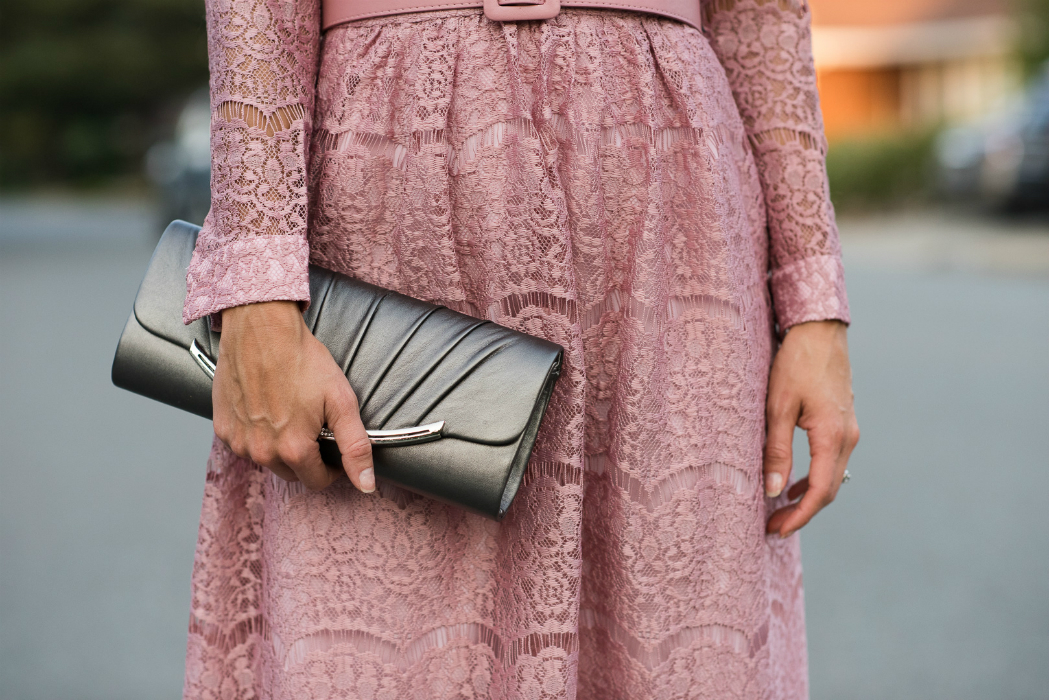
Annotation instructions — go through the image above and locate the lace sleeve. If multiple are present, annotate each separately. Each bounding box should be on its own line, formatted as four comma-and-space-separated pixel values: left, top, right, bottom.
702, 0, 850, 330
182, 0, 321, 325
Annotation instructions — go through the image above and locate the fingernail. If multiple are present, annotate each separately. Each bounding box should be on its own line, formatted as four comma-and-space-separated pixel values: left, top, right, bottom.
359, 468, 375, 493
780, 528, 796, 539
766, 472, 784, 498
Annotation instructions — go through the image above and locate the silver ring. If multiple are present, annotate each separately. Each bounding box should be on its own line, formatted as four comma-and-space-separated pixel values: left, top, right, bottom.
841, 469, 851, 484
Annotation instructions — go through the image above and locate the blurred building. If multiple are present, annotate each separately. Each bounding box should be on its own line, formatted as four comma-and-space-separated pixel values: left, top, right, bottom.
810, 0, 1022, 139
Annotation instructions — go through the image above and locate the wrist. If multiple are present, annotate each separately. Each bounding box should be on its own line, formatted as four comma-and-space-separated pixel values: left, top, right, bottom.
220, 300, 306, 338
784, 319, 846, 339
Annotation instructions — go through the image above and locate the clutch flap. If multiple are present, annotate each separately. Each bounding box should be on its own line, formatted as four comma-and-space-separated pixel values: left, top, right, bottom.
133, 220, 210, 352
311, 273, 564, 447
124, 221, 563, 448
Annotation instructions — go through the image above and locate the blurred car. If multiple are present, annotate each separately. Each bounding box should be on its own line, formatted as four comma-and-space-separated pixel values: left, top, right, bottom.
145, 88, 212, 227
935, 62, 1049, 211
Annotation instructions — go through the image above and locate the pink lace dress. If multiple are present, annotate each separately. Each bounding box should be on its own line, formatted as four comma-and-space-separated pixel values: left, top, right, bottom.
182, 0, 849, 697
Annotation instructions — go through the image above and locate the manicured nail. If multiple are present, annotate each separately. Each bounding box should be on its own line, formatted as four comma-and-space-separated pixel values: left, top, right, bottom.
359, 468, 375, 493
766, 472, 784, 498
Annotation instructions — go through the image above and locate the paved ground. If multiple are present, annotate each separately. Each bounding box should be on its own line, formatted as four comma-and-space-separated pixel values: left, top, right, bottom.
804, 210, 1049, 700
1, 199, 1046, 700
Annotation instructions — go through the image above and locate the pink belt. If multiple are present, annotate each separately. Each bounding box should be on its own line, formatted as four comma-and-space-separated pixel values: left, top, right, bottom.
323, 0, 701, 31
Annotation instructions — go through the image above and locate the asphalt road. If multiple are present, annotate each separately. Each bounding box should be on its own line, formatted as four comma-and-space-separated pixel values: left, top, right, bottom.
1, 200, 1047, 700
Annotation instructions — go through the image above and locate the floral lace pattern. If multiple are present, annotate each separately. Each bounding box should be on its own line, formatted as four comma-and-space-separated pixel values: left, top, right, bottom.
703, 0, 848, 328
184, 2, 848, 698
184, 0, 321, 323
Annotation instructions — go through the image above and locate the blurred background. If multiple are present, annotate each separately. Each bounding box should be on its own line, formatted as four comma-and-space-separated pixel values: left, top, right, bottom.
0, 0, 1047, 698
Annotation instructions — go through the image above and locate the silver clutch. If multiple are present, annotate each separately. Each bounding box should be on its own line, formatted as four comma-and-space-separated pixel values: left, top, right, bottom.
112, 221, 564, 520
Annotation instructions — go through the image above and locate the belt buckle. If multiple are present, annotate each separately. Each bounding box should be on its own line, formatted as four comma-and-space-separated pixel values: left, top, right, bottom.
483, 0, 560, 21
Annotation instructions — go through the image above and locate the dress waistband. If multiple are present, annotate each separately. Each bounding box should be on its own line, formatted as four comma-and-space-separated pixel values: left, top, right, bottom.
322, 0, 702, 31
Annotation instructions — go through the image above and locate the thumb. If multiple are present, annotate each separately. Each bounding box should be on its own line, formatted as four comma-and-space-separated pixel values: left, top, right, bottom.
326, 381, 375, 493
764, 394, 799, 498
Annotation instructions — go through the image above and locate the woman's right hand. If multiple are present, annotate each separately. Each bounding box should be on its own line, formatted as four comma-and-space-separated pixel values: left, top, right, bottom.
212, 300, 376, 493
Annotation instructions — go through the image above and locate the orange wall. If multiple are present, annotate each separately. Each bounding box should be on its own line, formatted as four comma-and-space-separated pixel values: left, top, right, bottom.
817, 68, 902, 140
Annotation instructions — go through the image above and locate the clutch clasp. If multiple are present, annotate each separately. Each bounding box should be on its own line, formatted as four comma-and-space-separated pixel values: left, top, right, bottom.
190, 339, 217, 379
320, 422, 446, 446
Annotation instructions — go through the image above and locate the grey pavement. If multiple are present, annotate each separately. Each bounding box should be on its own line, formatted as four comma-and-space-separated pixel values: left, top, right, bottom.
1, 198, 1047, 699
805, 211, 1049, 700
1, 198, 213, 700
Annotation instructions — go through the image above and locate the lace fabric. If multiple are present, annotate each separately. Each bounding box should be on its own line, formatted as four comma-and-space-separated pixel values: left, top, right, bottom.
183, 0, 321, 324
702, 0, 848, 328
183, 2, 848, 698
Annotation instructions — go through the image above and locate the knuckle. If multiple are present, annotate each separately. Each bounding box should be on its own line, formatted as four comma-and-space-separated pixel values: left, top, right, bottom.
329, 387, 360, 417
849, 424, 861, 447
764, 443, 791, 464
808, 422, 841, 447
213, 416, 235, 445
277, 439, 311, 468
809, 430, 839, 452
248, 442, 275, 467
766, 398, 792, 420
229, 439, 248, 459
342, 436, 373, 463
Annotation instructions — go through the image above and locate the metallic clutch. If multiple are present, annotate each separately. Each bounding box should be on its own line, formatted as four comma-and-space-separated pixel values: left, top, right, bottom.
111, 221, 564, 520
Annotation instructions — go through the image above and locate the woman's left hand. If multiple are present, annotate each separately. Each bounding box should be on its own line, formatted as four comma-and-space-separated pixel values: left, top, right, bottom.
764, 319, 860, 538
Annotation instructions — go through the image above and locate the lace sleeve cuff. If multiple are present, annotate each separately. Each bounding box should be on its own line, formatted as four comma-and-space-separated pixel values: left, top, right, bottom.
183, 233, 311, 325
769, 253, 850, 331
